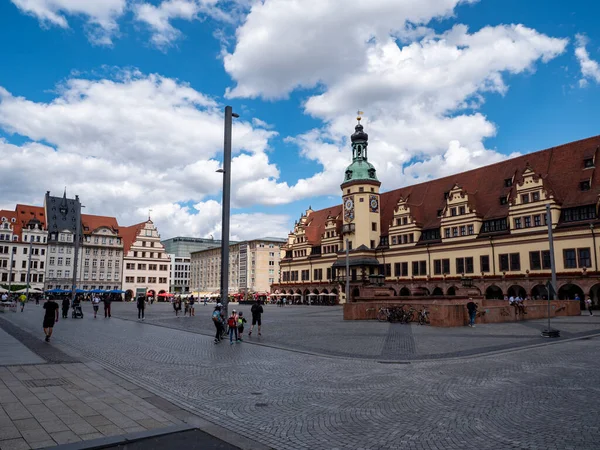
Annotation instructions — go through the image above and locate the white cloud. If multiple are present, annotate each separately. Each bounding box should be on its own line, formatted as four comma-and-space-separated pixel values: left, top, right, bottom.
224, 0, 480, 100
10, 0, 126, 45
575, 34, 600, 87
133, 0, 243, 48
0, 72, 294, 239
223, 1, 568, 203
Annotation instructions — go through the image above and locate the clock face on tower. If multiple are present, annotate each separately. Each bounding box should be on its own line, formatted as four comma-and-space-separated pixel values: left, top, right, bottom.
369, 195, 379, 213
344, 196, 355, 223
59, 206, 68, 216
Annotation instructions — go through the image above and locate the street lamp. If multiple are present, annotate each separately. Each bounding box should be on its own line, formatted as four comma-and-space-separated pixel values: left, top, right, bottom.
218, 106, 238, 318
542, 203, 560, 338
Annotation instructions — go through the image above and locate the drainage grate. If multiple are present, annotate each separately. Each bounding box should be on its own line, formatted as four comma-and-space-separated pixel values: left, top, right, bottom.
22, 378, 72, 388
255, 402, 268, 407
250, 392, 263, 396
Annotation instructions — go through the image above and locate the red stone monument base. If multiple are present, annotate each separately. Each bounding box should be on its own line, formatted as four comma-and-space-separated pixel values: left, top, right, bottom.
343, 297, 580, 327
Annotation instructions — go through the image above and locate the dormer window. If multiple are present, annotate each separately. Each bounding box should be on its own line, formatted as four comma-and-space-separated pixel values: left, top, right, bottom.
584, 158, 594, 168
500, 196, 508, 205
459, 206, 465, 215
450, 208, 457, 217
580, 180, 591, 191
521, 194, 530, 204
359, 187, 364, 192
396, 219, 401, 226
402, 217, 408, 225
504, 178, 513, 187
437, 209, 443, 217
532, 192, 540, 202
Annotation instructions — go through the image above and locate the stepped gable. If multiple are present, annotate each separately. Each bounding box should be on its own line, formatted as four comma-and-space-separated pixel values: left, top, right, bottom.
297, 134, 600, 246
119, 222, 146, 254
379, 135, 600, 235
81, 214, 119, 235
303, 205, 343, 245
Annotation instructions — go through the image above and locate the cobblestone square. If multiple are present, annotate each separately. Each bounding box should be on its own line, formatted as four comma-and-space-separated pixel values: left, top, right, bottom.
1, 303, 599, 449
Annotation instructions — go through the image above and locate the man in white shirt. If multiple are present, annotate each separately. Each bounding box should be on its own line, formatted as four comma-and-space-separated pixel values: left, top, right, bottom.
1, 293, 7, 302
92, 295, 101, 319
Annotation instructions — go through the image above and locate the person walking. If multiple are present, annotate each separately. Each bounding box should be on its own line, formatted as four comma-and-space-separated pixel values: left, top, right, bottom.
212, 303, 224, 344
19, 293, 27, 312
35, 295, 40, 306
61, 297, 70, 319
466, 299, 478, 327
173, 297, 182, 317
585, 296, 593, 316
43, 297, 59, 342
103, 295, 112, 318
227, 310, 239, 344
137, 294, 146, 321
248, 299, 264, 337
237, 311, 247, 341
91, 295, 100, 319
188, 295, 195, 316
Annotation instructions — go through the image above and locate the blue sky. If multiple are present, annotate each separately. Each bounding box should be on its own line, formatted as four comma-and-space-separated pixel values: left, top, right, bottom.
1, 0, 599, 240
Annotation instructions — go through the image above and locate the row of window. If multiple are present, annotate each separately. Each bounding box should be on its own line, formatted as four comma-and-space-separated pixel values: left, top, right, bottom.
82, 271, 120, 280
391, 234, 414, 245
513, 214, 546, 229
132, 251, 162, 258
1, 273, 44, 283
294, 249, 308, 257
444, 225, 475, 238
85, 248, 120, 256
323, 245, 339, 254
85, 236, 121, 245
125, 263, 169, 271
124, 276, 168, 284
282, 268, 334, 282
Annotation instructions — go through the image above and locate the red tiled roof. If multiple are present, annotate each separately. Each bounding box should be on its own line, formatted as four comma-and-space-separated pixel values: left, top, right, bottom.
81, 214, 119, 235
303, 206, 343, 245
299, 134, 600, 244
120, 222, 146, 254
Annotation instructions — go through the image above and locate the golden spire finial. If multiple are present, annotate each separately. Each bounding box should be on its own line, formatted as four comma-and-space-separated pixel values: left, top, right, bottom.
356, 110, 364, 122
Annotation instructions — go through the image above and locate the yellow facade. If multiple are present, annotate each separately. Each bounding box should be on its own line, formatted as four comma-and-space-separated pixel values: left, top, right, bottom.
272, 124, 600, 308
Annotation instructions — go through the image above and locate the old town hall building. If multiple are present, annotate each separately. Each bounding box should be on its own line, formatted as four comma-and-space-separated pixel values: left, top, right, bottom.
272, 119, 600, 309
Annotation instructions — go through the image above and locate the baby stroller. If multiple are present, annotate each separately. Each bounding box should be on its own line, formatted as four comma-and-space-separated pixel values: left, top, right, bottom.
71, 301, 84, 319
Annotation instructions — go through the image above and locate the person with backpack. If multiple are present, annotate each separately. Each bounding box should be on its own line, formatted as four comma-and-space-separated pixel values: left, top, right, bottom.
248, 300, 264, 336
212, 304, 224, 344
228, 310, 239, 344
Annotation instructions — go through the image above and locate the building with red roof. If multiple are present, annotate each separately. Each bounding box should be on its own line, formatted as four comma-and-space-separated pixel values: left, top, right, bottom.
121, 219, 170, 300
273, 120, 600, 310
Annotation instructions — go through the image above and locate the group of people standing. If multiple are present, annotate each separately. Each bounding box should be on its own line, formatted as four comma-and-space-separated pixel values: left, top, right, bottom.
212, 300, 263, 344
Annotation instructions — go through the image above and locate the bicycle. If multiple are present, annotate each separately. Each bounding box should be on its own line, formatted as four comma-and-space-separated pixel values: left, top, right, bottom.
377, 307, 391, 322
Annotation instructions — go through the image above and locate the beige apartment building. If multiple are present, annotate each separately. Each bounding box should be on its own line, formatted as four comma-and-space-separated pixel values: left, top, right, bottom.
121, 220, 170, 299
272, 119, 600, 309
80, 215, 124, 291
190, 238, 286, 296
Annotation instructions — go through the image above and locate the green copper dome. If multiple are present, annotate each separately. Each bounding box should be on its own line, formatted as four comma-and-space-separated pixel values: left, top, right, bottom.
341, 120, 379, 186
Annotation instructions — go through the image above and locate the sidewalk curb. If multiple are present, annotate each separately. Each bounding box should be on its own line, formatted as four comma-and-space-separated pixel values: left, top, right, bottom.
41, 424, 195, 450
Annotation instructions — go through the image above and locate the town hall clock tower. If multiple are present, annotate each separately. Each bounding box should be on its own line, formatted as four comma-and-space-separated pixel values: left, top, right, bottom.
341, 116, 381, 251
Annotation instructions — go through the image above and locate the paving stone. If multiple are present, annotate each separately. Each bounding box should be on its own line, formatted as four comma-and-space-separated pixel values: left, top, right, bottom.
50, 430, 81, 445
3, 302, 600, 450
38, 420, 69, 434
19, 428, 51, 444
11, 419, 40, 433
0, 425, 21, 440
0, 438, 30, 450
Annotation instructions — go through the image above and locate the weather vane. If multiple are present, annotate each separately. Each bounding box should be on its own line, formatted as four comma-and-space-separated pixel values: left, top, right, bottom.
148, 209, 153, 220
356, 110, 364, 122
